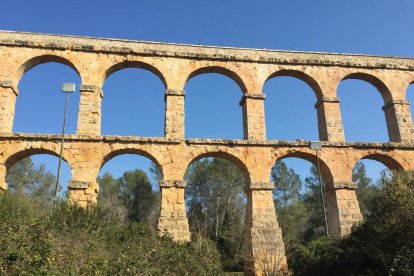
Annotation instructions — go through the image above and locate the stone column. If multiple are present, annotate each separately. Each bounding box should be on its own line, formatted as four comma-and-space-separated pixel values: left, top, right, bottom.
315, 97, 345, 142
68, 163, 99, 207
244, 182, 288, 275
240, 93, 266, 140
0, 80, 18, 134
0, 164, 8, 191
77, 85, 102, 136
164, 89, 185, 139
158, 180, 190, 242
383, 100, 413, 143
325, 182, 362, 236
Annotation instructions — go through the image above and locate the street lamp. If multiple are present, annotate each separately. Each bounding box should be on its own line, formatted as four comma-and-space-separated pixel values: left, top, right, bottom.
53, 83, 76, 208
309, 141, 329, 237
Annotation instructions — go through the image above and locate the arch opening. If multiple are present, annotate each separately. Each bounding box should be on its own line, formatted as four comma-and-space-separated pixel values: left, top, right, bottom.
338, 79, 389, 142
98, 152, 161, 225
406, 82, 414, 124
270, 155, 332, 253
264, 75, 319, 141
102, 68, 165, 136
352, 156, 395, 216
14, 62, 81, 134
184, 154, 248, 272
185, 73, 244, 139
5, 153, 72, 206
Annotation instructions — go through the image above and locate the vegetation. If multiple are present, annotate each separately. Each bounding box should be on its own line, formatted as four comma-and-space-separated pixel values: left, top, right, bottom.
291, 171, 414, 275
2, 157, 413, 275
185, 158, 246, 271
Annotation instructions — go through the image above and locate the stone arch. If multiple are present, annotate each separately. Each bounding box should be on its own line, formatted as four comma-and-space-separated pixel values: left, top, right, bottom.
103, 61, 167, 88
15, 54, 82, 84
265, 69, 323, 101
359, 153, 404, 172
186, 66, 247, 94
185, 151, 251, 184
339, 72, 393, 103
100, 148, 163, 178
274, 150, 334, 186
4, 147, 74, 170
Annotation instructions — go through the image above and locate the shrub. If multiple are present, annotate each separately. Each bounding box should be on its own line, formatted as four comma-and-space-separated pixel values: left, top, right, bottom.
291, 171, 414, 275
0, 193, 222, 275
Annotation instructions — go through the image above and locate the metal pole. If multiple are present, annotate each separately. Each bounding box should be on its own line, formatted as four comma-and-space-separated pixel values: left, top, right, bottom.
53, 91, 70, 208
315, 150, 329, 237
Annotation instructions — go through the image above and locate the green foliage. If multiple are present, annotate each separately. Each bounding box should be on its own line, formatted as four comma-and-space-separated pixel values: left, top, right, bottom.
0, 193, 222, 275
185, 158, 246, 272
97, 169, 159, 225
291, 171, 414, 275
5, 157, 58, 204
353, 161, 378, 216
271, 161, 301, 222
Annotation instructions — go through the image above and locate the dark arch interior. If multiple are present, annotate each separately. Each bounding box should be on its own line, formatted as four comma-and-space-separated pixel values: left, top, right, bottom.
185, 73, 243, 139
14, 62, 81, 134
338, 79, 389, 142
264, 76, 319, 141
102, 68, 165, 136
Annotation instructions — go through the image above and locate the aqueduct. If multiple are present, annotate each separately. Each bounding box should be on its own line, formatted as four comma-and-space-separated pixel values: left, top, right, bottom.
1, 31, 414, 274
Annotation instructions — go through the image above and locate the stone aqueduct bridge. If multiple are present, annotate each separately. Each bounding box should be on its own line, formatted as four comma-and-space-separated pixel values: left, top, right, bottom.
1, 31, 414, 273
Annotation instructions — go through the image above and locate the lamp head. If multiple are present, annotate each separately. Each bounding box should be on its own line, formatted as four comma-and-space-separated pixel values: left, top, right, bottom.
62, 83, 76, 93
309, 141, 322, 150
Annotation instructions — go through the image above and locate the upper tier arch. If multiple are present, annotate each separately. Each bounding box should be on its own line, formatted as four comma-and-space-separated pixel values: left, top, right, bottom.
186, 66, 247, 94
265, 69, 323, 101
103, 60, 167, 88
339, 72, 393, 103
15, 54, 82, 85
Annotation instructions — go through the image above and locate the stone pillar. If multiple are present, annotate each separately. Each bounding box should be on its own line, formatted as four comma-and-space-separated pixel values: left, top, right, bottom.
0, 164, 8, 191
68, 162, 99, 207
326, 182, 362, 236
68, 180, 99, 207
315, 97, 345, 142
158, 180, 190, 242
164, 89, 185, 139
240, 93, 266, 140
244, 182, 288, 275
77, 85, 102, 136
383, 100, 414, 143
0, 80, 18, 134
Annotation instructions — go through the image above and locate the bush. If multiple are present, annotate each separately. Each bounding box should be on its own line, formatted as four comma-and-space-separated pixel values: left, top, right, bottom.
291, 171, 414, 275
0, 193, 222, 275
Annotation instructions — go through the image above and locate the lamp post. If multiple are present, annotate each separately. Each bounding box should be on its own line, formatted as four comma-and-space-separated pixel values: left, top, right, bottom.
53, 83, 76, 208
309, 141, 329, 237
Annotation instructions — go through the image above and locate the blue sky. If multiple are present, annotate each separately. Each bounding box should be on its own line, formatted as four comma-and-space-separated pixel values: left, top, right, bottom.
2, 0, 414, 192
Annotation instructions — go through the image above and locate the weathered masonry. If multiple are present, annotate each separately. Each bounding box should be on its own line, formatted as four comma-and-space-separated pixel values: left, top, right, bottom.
1, 31, 414, 275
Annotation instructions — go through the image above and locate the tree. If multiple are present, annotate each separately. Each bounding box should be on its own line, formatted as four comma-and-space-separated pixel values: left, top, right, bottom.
185, 158, 246, 271
119, 169, 157, 222
97, 172, 127, 219
271, 161, 301, 223
302, 165, 326, 242
5, 157, 57, 204
352, 161, 377, 216
291, 171, 414, 275
97, 169, 159, 224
